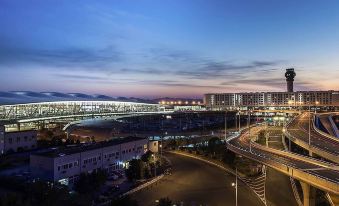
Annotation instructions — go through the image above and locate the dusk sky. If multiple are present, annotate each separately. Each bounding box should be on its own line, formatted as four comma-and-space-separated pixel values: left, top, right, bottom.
0, 0, 339, 98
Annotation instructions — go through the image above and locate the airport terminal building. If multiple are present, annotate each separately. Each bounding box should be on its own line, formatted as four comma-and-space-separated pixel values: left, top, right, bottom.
204, 90, 339, 110
204, 69, 339, 110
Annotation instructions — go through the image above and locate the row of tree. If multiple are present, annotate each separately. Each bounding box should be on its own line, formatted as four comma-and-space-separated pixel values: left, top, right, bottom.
125, 151, 159, 181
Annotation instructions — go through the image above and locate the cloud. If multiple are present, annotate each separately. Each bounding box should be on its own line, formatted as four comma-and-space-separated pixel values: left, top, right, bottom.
0, 41, 122, 68
54, 74, 108, 81
148, 48, 204, 64
172, 60, 279, 80
118, 68, 166, 75
135, 80, 224, 89
220, 77, 317, 90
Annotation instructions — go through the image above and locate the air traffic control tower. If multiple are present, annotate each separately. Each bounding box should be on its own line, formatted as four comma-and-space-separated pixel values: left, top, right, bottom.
285, 68, 296, 92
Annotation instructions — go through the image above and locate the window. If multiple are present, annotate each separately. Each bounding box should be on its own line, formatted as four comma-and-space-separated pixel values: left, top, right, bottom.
24, 136, 28, 141
58, 166, 60, 171
74, 161, 78, 166
8, 138, 12, 144
69, 163, 73, 168
16, 137, 20, 142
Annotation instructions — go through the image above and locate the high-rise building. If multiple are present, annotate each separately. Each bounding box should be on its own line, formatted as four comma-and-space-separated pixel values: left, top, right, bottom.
285, 68, 296, 92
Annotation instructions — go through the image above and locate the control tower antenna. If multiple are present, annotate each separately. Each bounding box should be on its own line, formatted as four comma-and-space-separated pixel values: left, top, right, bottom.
285, 68, 296, 92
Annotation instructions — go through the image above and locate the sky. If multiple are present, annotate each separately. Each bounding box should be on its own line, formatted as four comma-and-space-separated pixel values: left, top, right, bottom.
0, 0, 339, 98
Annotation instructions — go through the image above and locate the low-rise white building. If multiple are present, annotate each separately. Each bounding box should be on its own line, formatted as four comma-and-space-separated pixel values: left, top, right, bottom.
148, 140, 159, 153
0, 125, 37, 154
30, 137, 148, 185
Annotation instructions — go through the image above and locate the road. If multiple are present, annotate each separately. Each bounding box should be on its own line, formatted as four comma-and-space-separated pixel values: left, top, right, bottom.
132, 152, 263, 206
264, 128, 298, 206
227, 125, 339, 195
286, 113, 339, 159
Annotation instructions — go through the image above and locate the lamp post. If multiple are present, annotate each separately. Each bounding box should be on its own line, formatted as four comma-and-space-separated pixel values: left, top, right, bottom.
159, 144, 162, 166
248, 110, 252, 153
225, 111, 227, 142
282, 127, 290, 151
152, 154, 156, 177
308, 104, 311, 147
315, 101, 319, 114
231, 168, 238, 206
161, 132, 166, 166
238, 110, 241, 133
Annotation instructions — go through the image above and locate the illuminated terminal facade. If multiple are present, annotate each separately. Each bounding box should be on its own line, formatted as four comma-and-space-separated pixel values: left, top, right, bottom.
205, 69, 339, 110
204, 90, 339, 110
0, 91, 163, 123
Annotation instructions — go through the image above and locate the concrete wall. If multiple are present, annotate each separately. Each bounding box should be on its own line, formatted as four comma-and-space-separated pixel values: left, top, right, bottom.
4, 130, 37, 153
30, 138, 148, 183
148, 140, 159, 153
30, 155, 54, 181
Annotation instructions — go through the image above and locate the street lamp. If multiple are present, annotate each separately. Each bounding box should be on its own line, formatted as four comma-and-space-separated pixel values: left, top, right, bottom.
159, 143, 162, 166
152, 154, 156, 177
308, 104, 311, 147
315, 101, 319, 114
282, 127, 290, 151
224, 111, 227, 142
248, 110, 252, 153
238, 110, 241, 134
231, 168, 238, 206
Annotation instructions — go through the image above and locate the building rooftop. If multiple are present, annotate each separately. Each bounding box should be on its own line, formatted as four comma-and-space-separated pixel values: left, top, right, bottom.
205, 90, 338, 95
33, 136, 147, 158
0, 91, 155, 105
5, 129, 37, 134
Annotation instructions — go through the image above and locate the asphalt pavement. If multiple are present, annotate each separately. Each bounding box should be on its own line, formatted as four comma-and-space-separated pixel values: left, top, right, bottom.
132, 152, 263, 206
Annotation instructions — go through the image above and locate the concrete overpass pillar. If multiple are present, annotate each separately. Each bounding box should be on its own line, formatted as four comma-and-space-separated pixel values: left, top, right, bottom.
16, 123, 20, 131
300, 181, 316, 206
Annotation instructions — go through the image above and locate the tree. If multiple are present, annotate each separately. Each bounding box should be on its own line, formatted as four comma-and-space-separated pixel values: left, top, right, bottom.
46, 130, 54, 139
125, 159, 147, 181
157, 197, 173, 206
208, 137, 223, 155
222, 149, 236, 165
141, 150, 153, 163
0, 193, 26, 206
167, 139, 177, 149
17, 147, 24, 152
110, 196, 139, 206
27, 181, 70, 206
74, 170, 107, 194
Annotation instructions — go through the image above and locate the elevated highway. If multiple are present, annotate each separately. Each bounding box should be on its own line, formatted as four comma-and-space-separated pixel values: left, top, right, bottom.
285, 113, 339, 163
226, 124, 339, 206
316, 113, 339, 138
